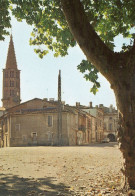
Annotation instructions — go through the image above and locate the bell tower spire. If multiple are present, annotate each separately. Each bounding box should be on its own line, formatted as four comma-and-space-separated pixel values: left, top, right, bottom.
6, 34, 17, 69
2, 35, 21, 109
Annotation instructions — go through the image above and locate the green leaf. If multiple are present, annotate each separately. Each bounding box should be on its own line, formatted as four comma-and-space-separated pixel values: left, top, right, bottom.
78, 60, 100, 94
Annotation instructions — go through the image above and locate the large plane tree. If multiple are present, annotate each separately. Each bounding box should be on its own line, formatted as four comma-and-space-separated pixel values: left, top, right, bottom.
1, 0, 135, 191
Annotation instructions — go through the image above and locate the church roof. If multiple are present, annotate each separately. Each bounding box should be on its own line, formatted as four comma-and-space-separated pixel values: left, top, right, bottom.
6, 34, 17, 69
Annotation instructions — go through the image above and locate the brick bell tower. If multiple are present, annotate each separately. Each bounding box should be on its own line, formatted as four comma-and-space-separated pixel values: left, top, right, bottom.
2, 35, 21, 109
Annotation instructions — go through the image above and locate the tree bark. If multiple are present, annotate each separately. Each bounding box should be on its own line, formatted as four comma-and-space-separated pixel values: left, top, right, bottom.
61, 0, 135, 190
114, 71, 135, 189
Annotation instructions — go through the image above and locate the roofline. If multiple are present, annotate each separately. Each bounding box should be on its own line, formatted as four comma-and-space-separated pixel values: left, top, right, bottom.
0, 108, 76, 119
6, 98, 43, 111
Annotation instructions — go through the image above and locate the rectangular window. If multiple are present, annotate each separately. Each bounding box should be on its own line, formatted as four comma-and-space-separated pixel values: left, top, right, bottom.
22, 135, 27, 141
10, 71, 14, 78
5, 72, 8, 78
109, 123, 112, 130
48, 116, 53, 127
10, 81, 14, 87
4, 81, 8, 87
15, 124, 20, 131
31, 132, 37, 137
10, 90, 14, 96
104, 123, 106, 130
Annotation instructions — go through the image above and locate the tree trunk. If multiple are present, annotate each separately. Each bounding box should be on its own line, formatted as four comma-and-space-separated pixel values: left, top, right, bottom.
114, 73, 135, 189
61, 0, 135, 190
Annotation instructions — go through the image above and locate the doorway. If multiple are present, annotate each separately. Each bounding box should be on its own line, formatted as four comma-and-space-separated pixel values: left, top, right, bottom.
32, 132, 37, 145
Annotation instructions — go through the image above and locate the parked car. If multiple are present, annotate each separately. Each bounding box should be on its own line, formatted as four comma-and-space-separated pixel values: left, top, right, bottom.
102, 138, 110, 143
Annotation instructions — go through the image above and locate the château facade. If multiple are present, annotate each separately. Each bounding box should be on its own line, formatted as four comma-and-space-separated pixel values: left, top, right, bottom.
102, 104, 118, 142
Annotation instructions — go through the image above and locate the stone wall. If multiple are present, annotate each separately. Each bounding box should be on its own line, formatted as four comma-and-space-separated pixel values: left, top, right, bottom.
9, 111, 71, 147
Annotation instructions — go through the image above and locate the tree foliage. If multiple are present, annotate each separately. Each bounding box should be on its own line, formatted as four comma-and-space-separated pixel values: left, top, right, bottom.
1, 0, 135, 189
11, 0, 75, 57
77, 60, 100, 94
1, 0, 135, 93
0, 0, 11, 40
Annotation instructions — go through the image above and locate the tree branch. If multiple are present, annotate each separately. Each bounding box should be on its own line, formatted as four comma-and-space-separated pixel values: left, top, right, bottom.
60, 0, 119, 81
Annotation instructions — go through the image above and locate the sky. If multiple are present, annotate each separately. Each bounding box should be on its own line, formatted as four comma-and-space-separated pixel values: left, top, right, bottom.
0, 16, 125, 109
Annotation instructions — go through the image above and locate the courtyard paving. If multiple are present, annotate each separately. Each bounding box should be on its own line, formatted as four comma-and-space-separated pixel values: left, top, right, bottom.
0, 143, 127, 195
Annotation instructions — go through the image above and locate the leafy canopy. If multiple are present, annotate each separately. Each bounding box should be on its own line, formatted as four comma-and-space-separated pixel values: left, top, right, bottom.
0, 0, 11, 40
2, 0, 135, 93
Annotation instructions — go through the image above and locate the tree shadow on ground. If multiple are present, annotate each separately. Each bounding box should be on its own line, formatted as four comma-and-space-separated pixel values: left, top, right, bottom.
60, 142, 118, 148
81, 142, 118, 148
0, 173, 74, 196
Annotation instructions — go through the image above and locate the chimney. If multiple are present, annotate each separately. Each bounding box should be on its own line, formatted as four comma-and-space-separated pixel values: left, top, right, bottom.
109, 104, 113, 112
62, 101, 65, 105
49, 98, 54, 102
89, 102, 92, 108
76, 102, 80, 107
99, 104, 103, 108
43, 98, 48, 101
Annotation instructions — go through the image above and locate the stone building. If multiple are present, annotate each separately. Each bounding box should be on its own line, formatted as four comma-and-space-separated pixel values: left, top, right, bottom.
74, 102, 104, 143
66, 104, 97, 144
0, 34, 117, 147
0, 98, 96, 147
0, 107, 5, 117
102, 104, 118, 141
0, 36, 97, 147
80, 103, 118, 142
74, 102, 119, 142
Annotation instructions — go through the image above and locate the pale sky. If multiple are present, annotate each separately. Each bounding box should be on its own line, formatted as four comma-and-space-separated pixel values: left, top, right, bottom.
0, 16, 125, 109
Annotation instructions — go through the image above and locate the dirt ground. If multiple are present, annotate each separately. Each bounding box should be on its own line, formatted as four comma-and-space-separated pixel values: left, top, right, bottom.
0, 143, 127, 196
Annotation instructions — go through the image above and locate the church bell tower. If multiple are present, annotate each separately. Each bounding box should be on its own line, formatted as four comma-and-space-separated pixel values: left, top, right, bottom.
2, 35, 21, 109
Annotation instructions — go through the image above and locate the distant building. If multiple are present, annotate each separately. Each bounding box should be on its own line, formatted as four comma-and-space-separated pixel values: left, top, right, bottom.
0, 35, 118, 147
0, 36, 96, 147
75, 102, 104, 143
0, 98, 97, 147
66, 104, 97, 144
102, 104, 118, 141
0, 107, 5, 117
74, 102, 119, 142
